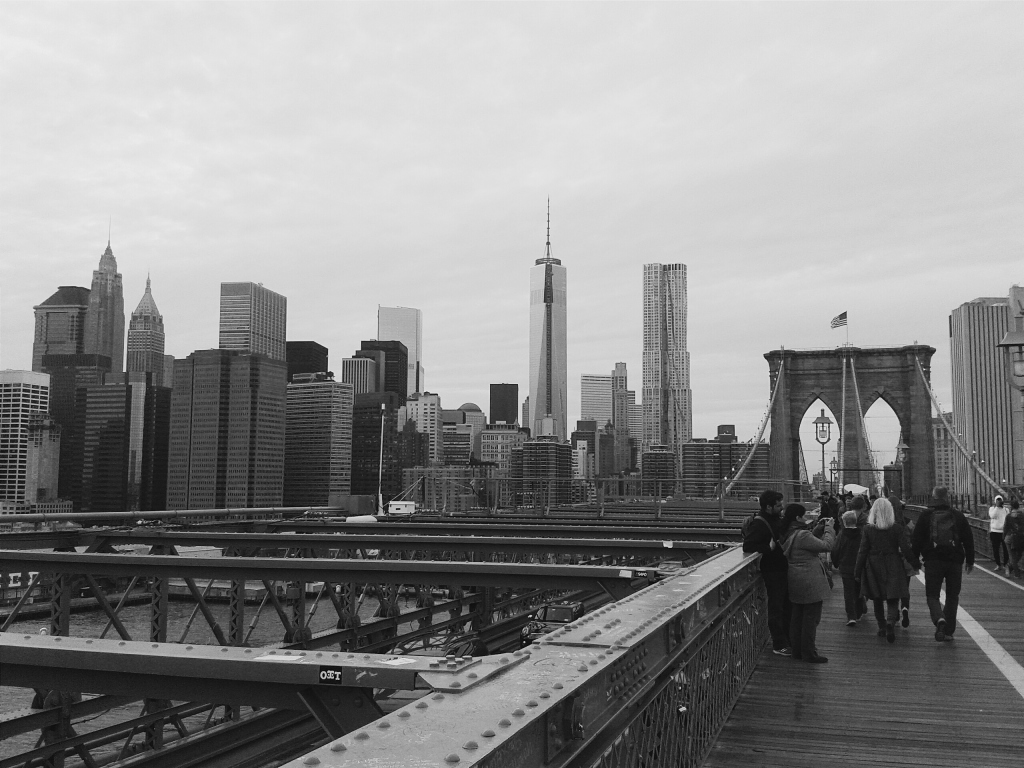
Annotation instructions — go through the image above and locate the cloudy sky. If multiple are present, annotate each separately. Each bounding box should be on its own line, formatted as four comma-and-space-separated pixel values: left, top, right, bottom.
1, 3, 1021, 470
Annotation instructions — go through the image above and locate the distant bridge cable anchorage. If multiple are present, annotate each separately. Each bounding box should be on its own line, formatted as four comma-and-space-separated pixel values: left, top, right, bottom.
913, 354, 1008, 497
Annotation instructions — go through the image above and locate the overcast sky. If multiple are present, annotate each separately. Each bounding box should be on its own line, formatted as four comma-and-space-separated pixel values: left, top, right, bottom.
1, 3, 1021, 470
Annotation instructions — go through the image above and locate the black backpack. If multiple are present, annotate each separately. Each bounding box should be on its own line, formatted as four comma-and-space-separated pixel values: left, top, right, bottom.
930, 509, 962, 558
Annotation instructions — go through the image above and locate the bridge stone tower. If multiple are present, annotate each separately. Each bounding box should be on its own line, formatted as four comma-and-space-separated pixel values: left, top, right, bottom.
765, 345, 936, 499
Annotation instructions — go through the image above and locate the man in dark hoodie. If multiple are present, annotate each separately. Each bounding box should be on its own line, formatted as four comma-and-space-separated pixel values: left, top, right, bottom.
743, 489, 792, 655
912, 486, 975, 642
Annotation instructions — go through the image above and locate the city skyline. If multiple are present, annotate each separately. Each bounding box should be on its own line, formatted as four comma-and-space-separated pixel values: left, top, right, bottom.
2, 4, 1022, 446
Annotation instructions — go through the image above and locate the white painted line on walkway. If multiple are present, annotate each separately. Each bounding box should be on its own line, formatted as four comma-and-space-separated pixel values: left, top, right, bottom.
916, 573, 1024, 700
975, 564, 1024, 592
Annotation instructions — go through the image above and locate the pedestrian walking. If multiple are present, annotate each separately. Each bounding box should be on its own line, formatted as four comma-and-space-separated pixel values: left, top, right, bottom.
781, 503, 835, 663
912, 486, 975, 642
988, 495, 1010, 572
831, 511, 863, 626
854, 498, 920, 644
889, 492, 917, 627
742, 489, 793, 656
1003, 499, 1024, 578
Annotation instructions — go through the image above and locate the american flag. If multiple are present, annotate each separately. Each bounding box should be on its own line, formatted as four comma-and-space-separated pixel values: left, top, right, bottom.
830, 311, 847, 329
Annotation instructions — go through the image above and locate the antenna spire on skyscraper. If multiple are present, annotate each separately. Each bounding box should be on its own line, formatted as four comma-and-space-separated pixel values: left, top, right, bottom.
545, 198, 552, 259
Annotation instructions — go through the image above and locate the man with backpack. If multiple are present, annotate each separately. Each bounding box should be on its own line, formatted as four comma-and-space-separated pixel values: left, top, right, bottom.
743, 489, 792, 656
912, 486, 975, 642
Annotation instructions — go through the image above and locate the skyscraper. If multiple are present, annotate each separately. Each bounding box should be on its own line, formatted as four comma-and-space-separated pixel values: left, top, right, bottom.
950, 297, 1017, 497
403, 391, 443, 464
360, 340, 408, 399
350, 391, 402, 503
127, 277, 165, 383
83, 242, 126, 372
642, 263, 692, 469
0, 371, 58, 508
529, 203, 567, 441
580, 374, 612, 426
284, 372, 353, 506
286, 341, 328, 382
167, 350, 286, 509
340, 356, 379, 395
78, 372, 171, 512
219, 282, 287, 361
489, 383, 519, 425
32, 286, 91, 372
378, 306, 423, 394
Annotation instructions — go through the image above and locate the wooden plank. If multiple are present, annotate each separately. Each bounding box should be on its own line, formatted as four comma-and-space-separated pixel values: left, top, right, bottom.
705, 571, 1024, 767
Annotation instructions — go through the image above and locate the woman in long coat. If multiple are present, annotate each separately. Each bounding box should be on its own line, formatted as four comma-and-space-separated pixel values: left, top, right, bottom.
855, 498, 921, 644
781, 504, 836, 663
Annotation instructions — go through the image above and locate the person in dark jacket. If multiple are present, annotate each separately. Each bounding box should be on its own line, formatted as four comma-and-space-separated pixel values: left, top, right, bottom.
742, 489, 792, 656
832, 511, 863, 626
855, 498, 921, 644
888, 492, 917, 627
911, 486, 975, 641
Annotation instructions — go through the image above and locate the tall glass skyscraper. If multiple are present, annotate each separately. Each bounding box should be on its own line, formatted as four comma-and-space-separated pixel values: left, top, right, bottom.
219, 282, 287, 361
378, 306, 423, 394
642, 263, 691, 469
529, 205, 567, 441
83, 242, 126, 372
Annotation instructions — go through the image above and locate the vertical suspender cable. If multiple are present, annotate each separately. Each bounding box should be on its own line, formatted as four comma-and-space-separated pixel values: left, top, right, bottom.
839, 352, 847, 493
848, 358, 879, 490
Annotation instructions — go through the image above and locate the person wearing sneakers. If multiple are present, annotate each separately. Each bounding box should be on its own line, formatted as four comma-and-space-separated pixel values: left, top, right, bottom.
988, 495, 1009, 572
781, 503, 836, 663
743, 489, 793, 657
912, 486, 975, 642
831, 511, 863, 626
854, 498, 921, 644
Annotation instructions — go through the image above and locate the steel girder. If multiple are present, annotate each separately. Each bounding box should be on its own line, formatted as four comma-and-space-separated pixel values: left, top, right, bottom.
0, 552, 656, 600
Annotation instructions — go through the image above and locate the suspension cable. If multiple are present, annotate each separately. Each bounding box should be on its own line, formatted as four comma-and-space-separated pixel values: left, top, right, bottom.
839, 349, 847, 492
722, 358, 784, 496
913, 355, 1007, 497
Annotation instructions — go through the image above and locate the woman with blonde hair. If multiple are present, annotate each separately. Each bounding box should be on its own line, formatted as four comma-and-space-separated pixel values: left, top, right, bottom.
854, 498, 921, 643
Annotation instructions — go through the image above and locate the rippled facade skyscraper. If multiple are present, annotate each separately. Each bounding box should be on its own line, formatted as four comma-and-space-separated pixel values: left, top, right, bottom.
528, 204, 567, 441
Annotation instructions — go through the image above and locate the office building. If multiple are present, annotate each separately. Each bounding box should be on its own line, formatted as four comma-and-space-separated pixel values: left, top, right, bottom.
641, 445, 676, 496
398, 421, 431, 473
32, 286, 91, 372
219, 282, 287, 361
642, 263, 692, 468
933, 414, 957, 492
481, 423, 527, 471
489, 383, 519, 425
401, 465, 495, 515
522, 397, 530, 435
403, 392, 443, 464
518, 436, 573, 506
167, 350, 287, 510
350, 391, 403, 503
0, 371, 60, 507
458, 403, 486, 460
284, 372, 353, 506
680, 427, 770, 499
528, 205, 568, 440
39, 353, 112, 504
83, 242, 126, 373
580, 374, 612, 426
79, 372, 171, 512
341, 356, 379, 395
286, 342, 328, 383
950, 297, 1017, 497
360, 340, 408, 399
378, 306, 423, 394
571, 420, 599, 479
442, 423, 473, 466
126, 277, 165, 384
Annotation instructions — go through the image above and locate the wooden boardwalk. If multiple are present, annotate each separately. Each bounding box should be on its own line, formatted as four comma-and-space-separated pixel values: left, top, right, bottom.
705, 560, 1024, 767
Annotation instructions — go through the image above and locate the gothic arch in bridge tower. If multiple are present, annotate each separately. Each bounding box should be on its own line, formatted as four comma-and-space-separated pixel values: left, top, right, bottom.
764, 346, 937, 498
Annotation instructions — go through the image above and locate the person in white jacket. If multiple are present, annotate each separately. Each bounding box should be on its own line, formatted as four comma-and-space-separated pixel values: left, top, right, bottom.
989, 495, 1009, 572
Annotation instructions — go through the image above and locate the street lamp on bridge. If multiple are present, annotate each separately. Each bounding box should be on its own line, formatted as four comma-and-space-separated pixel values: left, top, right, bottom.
813, 409, 833, 495
829, 457, 838, 495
